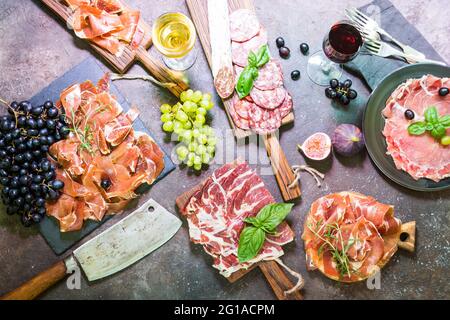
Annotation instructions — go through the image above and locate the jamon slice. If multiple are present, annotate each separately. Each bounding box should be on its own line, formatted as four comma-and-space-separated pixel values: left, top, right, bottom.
72, 5, 123, 39
104, 107, 139, 146
46, 194, 83, 232
134, 132, 165, 183
302, 191, 401, 282
49, 137, 85, 177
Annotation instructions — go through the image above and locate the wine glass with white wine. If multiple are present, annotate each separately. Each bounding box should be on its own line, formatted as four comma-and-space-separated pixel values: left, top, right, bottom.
152, 12, 197, 71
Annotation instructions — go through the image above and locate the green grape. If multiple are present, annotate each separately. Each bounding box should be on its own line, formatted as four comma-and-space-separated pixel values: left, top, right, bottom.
188, 142, 198, 152
180, 91, 187, 102
192, 128, 200, 138
206, 145, 215, 155
202, 93, 211, 101
160, 103, 172, 114
161, 113, 173, 123
173, 120, 183, 133
182, 101, 196, 113
176, 145, 189, 160
196, 144, 206, 155
192, 90, 203, 103
198, 134, 208, 145
184, 89, 194, 101
187, 152, 196, 162
193, 155, 202, 165
204, 100, 214, 111
193, 163, 202, 171
162, 121, 174, 132
207, 137, 217, 146
193, 120, 203, 128
196, 114, 206, 124
197, 107, 207, 115
183, 121, 192, 129
186, 160, 194, 167
199, 99, 209, 109
175, 110, 189, 123
182, 130, 193, 141
202, 153, 211, 164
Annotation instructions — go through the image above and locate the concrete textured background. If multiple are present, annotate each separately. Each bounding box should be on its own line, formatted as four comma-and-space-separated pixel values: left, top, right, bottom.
0, 0, 449, 299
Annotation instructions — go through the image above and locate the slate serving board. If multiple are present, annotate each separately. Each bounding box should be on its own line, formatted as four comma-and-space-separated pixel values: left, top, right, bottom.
30, 57, 175, 255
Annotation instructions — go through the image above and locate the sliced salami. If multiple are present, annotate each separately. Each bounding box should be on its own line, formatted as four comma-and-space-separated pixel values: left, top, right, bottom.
234, 98, 251, 119
250, 86, 287, 110
214, 66, 234, 99
247, 103, 281, 134
228, 96, 250, 130
254, 60, 283, 90
231, 28, 268, 67
278, 93, 293, 118
229, 9, 260, 42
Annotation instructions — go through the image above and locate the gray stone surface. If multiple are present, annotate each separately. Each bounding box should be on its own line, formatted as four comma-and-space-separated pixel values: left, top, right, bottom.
0, 0, 449, 299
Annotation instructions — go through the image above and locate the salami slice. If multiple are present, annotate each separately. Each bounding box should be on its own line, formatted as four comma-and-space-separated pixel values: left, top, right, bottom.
228, 96, 250, 130
229, 9, 260, 42
214, 66, 234, 99
234, 99, 251, 119
250, 86, 287, 110
254, 60, 283, 90
231, 28, 268, 67
247, 103, 281, 134
278, 93, 293, 118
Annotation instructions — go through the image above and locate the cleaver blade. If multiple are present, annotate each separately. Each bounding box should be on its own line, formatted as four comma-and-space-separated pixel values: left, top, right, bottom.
73, 198, 181, 281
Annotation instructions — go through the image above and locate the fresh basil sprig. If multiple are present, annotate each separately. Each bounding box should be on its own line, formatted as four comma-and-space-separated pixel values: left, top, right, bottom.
237, 203, 293, 263
235, 44, 270, 99
408, 106, 450, 144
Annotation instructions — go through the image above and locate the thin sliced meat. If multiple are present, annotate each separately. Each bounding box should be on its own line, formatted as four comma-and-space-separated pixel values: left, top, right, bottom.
254, 60, 283, 90
278, 92, 293, 118
250, 86, 286, 110
94, 0, 124, 13
104, 107, 139, 146
229, 9, 260, 42
135, 131, 165, 183
228, 96, 250, 130
231, 28, 268, 67
214, 66, 235, 99
247, 103, 281, 134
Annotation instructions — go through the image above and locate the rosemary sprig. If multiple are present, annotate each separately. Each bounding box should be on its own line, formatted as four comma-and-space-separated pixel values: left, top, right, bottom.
69, 108, 95, 155
307, 220, 357, 278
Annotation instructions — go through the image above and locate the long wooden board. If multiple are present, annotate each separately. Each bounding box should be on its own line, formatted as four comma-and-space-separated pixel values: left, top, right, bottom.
175, 164, 303, 300
40, 0, 188, 97
186, 0, 301, 201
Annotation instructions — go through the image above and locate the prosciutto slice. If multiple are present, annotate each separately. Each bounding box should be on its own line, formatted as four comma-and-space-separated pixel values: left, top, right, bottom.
302, 192, 401, 282
382, 75, 450, 182
181, 161, 294, 277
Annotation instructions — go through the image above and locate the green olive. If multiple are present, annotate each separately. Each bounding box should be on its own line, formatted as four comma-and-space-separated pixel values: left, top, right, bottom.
441, 136, 450, 146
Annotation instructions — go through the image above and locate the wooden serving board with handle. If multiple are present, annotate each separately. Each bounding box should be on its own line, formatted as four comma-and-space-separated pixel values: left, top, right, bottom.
40, 0, 188, 97
175, 175, 303, 300
185, 0, 301, 201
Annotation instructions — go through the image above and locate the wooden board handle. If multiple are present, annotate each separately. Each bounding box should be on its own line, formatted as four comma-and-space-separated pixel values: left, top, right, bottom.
135, 47, 189, 97
263, 134, 301, 201
259, 260, 303, 300
398, 221, 416, 252
1, 260, 67, 300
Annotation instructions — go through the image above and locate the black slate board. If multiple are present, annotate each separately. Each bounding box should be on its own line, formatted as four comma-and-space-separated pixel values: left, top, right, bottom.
345, 0, 446, 90
30, 57, 175, 255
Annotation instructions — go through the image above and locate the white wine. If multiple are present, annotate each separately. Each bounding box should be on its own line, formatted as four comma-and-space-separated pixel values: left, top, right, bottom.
152, 12, 196, 59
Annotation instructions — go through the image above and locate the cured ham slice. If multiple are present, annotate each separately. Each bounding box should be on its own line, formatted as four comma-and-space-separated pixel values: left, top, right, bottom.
67, 0, 142, 56
47, 75, 165, 232
302, 192, 401, 282
181, 161, 294, 277
382, 75, 450, 182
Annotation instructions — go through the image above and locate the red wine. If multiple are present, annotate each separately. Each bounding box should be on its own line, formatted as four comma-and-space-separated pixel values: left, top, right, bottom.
323, 21, 362, 63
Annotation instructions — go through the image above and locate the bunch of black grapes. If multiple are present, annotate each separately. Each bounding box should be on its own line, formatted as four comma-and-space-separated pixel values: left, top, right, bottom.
0, 100, 70, 226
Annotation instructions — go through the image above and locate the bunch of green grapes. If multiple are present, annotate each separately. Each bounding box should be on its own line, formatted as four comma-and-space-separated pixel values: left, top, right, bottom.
160, 89, 217, 171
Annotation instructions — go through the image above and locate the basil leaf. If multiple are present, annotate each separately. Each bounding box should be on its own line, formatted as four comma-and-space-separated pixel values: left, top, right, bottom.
431, 124, 446, 139
408, 122, 427, 135
255, 203, 294, 232
255, 44, 270, 68
248, 51, 257, 68
235, 66, 257, 99
424, 106, 439, 124
439, 115, 450, 128
238, 226, 266, 263
425, 123, 434, 131
244, 216, 261, 228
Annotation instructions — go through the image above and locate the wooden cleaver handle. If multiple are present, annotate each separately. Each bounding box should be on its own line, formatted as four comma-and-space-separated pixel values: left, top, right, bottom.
135, 47, 189, 97
263, 134, 301, 201
1, 260, 67, 300
259, 260, 303, 300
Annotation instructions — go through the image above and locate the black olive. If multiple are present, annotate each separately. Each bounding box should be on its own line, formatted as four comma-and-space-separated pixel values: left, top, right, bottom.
300, 43, 309, 55
275, 37, 285, 48
101, 179, 112, 190
279, 47, 290, 59
291, 70, 301, 81
404, 109, 415, 120
439, 87, 449, 96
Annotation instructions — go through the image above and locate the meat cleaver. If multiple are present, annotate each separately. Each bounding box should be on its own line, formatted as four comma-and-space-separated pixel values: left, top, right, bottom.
1, 198, 181, 300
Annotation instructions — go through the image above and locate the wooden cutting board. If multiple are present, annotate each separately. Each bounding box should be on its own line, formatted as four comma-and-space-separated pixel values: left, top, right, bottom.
186, 0, 301, 201
40, 0, 188, 97
175, 171, 303, 300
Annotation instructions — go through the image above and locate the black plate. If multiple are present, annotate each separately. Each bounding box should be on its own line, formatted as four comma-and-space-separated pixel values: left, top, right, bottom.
363, 63, 450, 192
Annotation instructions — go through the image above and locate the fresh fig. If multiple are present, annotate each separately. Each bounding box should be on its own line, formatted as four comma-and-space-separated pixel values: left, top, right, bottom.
331, 124, 365, 156
298, 132, 332, 161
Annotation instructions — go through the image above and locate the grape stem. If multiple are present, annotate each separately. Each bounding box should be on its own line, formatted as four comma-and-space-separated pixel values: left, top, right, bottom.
0, 97, 9, 107
110, 73, 177, 88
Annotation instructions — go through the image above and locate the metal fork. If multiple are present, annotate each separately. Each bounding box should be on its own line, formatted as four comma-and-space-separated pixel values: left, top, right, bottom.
363, 38, 445, 65
345, 7, 426, 60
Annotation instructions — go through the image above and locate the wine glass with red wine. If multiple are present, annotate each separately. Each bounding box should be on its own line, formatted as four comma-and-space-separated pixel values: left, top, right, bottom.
307, 20, 363, 85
